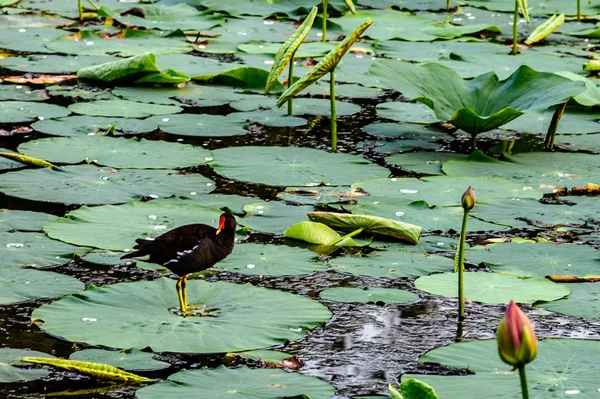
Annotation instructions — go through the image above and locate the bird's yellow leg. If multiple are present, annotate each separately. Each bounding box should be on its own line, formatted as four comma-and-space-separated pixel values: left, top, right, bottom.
176, 277, 187, 314
181, 274, 188, 311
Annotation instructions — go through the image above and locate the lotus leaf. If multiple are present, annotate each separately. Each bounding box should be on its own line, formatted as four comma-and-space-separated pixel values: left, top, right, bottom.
502, 106, 600, 135
240, 201, 315, 235
18, 136, 211, 169
0, 349, 54, 383
32, 278, 332, 353
217, 243, 326, 276
0, 14, 72, 29
0, 165, 214, 205
0, 85, 48, 101
0, 231, 87, 268
376, 102, 439, 124
284, 221, 362, 247
0, 28, 69, 53
320, 287, 419, 304
0, 55, 118, 74
536, 283, 600, 319
231, 110, 307, 127
369, 62, 586, 140
69, 349, 170, 372
0, 210, 56, 231
0, 101, 70, 123
196, 0, 344, 17
32, 116, 157, 136
415, 272, 569, 304
136, 365, 334, 399
403, 339, 600, 398
277, 186, 357, 205
0, 266, 84, 305
145, 114, 248, 137
329, 251, 453, 278
210, 146, 389, 186
385, 152, 468, 175
46, 85, 114, 101
192, 66, 282, 91
69, 100, 181, 118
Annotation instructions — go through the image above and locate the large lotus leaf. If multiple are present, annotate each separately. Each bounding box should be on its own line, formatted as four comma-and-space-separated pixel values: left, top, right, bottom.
360, 124, 448, 153
308, 212, 422, 244
536, 283, 600, 319
556, 72, 600, 107
468, 242, 600, 278
0, 210, 56, 231
0, 55, 118, 74
136, 366, 334, 399
385, 152, 468, 175
403, 339, 600, 398
210, 146, 389, 186
192, 66, 283, 92
283, 221, 363, 247
231, 110, 307, 128
0, 231, 87, 268
277, 186, 357, 205
32, 278, 332, 353
18, 0, 124, 18
304, 81, 383, 99
558, 133, 600, 153
69, 100, 181, 118
69, 349, 170, 372
442, 151, 599, 190
415, 272, 569, 304
217, 243, 326, 276
46, 85, 114, 101
372, 39, 508, 63
45, 30, 194, 57
369, 61, 586, 135
0, 14, 72, 29
372, 235, 458, 254
196, 0, 347, 17
145, 114, 248, 137
0, 349, 54, 383
18, 136, 211, 169
0, 165, 214, 206
157, 193, 251, 214
77, 52, 190, 84
0, 85, 48, 102
376, 102, 439, 124
329, 251, 453, 278
287, 98, 361, 116
330, 10, 499, 41
0, 266, 83, 305
465, 0, 597, 15
45, 202, 222, 251
0, 101, 70, 123
320, 287, 420, 304
0, 27, 69, 53
239, 201, 314, 235
32, 116, 157, 137
502, 106, 600, 135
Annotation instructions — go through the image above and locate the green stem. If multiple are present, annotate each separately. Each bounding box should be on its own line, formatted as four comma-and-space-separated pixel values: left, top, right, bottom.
86, 0, 99, 11
512, 0, 518, 55
322, 0, 327, 42
577, 0, 581, 21
446, 0, 451, 11
471, 134, 477, 150
287, 51, 295, 116
518, 365, 529, 399
78, 0, 83, 22
329, 227, 364, 246
544, 101, 567, 151
330, 69, 337, 153
455, 209, 470, 320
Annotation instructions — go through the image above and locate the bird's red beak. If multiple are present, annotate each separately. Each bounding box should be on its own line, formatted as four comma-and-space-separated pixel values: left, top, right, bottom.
216, 215, 225, 235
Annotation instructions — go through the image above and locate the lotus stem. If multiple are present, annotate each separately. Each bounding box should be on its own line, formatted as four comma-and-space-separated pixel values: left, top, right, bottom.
544, 101, 567, 151
577, 0, 581, 21
518, 365, 530, 399
446, 0, 451, 11
322, 0, 327, 42
330, 69, 337, 152
330, 227, 364, 246
287, 51, 296, 116
471, 134, 477, 150
456, 209, 469, 320
78, 0, 83, 21
512, 0, 519, 55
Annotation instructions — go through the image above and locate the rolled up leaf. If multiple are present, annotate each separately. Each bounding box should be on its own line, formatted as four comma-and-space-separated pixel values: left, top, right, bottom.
20, 357, 151, 382
525, 14, 564, 45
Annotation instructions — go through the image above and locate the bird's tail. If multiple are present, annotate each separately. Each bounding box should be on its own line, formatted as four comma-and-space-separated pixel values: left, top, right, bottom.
120, 239, 149, 260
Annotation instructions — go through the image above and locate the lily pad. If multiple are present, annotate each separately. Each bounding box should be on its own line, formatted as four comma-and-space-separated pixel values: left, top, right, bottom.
385, 152, 468, 175
217, 243, 325, 276
32, 278, 332, 353
69, 349, 170, 372
0, 85, 48, 102
330, 251, 454, 279
18, 136, 212, 169
284, 221, 363, 247
32, 116, 158, 137
0, 231, 87, 268
145, 114, 248, 137
0, 165, 214, 205
0, 101, 70, 123
376, 102, 439, 124
69, 100, 181, 118
210, 146, 389, 186
45, 202, 222, 251
0, 349, 53, 383
239, 201, 314, 235
136, 366, 334, 399
403, 339, 600, 399
320, 287, 419, 304
536, 283, 600, 319
415, 272, 570, 304
0, 55, 119, 74
0, 266, 84, 305
0, 209, 56, 231
468, 242, 600, 278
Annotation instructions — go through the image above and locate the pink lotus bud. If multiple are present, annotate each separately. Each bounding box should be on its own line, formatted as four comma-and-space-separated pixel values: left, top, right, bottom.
497, 301, 538, 367
461, 186, 476, 211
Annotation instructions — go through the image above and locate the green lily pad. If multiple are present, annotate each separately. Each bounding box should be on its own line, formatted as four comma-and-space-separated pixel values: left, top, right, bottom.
0, 266, 84, 305
289, 98, 361, 116
320, 287, 419, 304
0, 210, 56, 231
0, 14, 72, 29
403, 339, 600, 398
0, 165, 214, 206
0, 27, 70, 53
369, 61, 585, 137
557, 133, 600, 153
32, 278, 332, 353
18, 136, 212, 169
468, 242, 600, 278
0, 55, 119, 74
217, 243, 325, 276
231, 350, 292, 363
46, 85, 114, 101
502, 106, 600, 135
385, 152, 468, 175
376, 102, 439, 124
211, 146, 389, 186
330, 251, 454, 279
69, 349, 170, 372
0, 101, 70, 123
231, 110, 307, 128
32, 116, 157, 137
284, 221, 363, 247
145, 114, 248, 137
0, 231, 87, 268
0, 348, 53, 383
0, 85, 48, 102
415, 272, 569, 304
69, 100, 181, 118
277, 186, 356, 205
239, 201, 314, 235
136, 366, 334, 399
536, 283, 600, 319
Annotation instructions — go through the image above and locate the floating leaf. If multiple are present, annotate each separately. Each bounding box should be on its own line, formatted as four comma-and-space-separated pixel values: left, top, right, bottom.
70, 349, 170, 372
0, 349, 54, 383
0, 266, 84, 305
320, 287, 419, 304
20, 357, 151, 382
145, 114, 248, 137
284, 221, 361, 246
0, 101, 70, 123
0, 231, 87, 268
69, 100, 181, 118
525, 14, 565, 45
32, 116, 158, 137
0, 209, 56, 232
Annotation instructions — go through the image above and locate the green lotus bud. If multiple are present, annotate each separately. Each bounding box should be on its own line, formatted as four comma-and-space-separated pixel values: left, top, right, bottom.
497, 301, 538, 368
461, 186, 476, 211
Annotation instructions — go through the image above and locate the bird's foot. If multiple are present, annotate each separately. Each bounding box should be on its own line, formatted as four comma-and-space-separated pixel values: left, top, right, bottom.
187, 303, 219, 317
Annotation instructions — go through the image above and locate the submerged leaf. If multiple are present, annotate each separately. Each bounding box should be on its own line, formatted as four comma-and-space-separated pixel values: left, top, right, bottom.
20, 357, 151, 382
525, 14, 564, 45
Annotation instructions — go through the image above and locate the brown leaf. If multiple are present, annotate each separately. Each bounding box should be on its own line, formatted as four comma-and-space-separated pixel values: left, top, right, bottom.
1, 75, 77, 84
546, 275, 600, 283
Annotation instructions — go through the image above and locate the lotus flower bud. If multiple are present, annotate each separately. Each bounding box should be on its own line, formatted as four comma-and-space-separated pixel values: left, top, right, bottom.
461, 186, 476, 211
497, 301, 538, 368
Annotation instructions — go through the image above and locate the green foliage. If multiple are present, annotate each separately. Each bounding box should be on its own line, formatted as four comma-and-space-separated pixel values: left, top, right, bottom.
20, 357, 151, 382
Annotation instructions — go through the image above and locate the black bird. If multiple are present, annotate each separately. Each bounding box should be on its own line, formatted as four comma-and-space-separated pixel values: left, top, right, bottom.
121, 212, 236, 314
